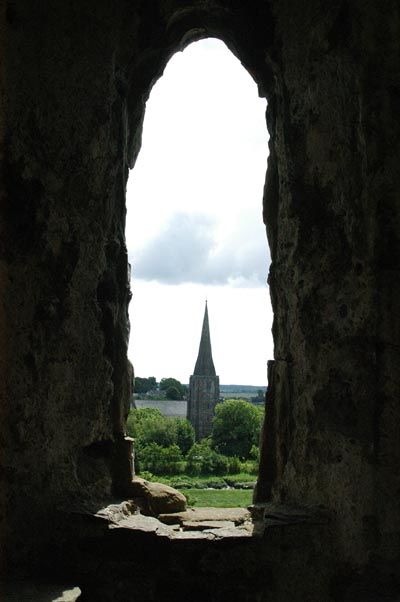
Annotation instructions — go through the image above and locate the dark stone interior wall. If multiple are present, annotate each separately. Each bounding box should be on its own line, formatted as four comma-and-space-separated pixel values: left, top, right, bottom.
1, 0, 399, 587
259, 1, 400, 568
2, 2, 136, 564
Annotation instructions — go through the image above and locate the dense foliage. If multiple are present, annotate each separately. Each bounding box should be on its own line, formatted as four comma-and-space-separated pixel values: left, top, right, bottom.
165, 385, 181, 400
134, 376, 157, 394
126, 400, 263, 476
211, 399, 264, 459
160, 378, 187, 399
133, 376, 188, 400
127, 408, 195, 451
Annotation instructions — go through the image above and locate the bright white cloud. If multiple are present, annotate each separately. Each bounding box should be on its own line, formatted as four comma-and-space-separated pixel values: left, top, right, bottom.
126, 38, 273, 384
126, 38, 268, 253
131, 210, 270, 286
131, 212, 217, 284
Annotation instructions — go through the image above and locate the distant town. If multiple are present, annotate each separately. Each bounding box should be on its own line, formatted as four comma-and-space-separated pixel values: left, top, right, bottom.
133, 377, 266, 404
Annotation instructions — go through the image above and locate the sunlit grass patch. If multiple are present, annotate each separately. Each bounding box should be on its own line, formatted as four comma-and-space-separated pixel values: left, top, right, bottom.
181, 487, 253, 508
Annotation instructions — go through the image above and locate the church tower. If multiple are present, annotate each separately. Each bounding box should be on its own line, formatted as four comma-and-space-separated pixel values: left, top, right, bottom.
187, 302, 220, 440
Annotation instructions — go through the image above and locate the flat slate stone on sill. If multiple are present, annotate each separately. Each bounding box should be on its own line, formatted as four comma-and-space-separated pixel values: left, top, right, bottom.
159, 507, 251, 526
182, 520, 236, 531
92, 503, 255, 540
170, 530, 216, 540
203, 526, 253, 538
109, 514, 172, 536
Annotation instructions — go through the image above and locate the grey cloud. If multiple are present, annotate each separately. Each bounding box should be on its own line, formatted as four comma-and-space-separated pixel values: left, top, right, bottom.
130, 211, 270, 287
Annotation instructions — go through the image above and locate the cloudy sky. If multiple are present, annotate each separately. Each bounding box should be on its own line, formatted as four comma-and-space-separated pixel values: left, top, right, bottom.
126, 38, 273, 385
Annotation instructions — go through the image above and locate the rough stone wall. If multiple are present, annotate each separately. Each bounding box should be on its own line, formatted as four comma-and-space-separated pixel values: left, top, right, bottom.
0, 0, 399, 591
257, 0, 400, 568
1, 2, 136, 565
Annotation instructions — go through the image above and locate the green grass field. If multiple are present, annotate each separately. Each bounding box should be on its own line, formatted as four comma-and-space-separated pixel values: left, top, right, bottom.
140, 472, 256, 508
146, 473, 256, 489
181, 487, 253, 508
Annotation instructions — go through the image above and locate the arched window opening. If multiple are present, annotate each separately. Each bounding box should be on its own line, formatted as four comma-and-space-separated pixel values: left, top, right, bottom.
125, 38, 272, 509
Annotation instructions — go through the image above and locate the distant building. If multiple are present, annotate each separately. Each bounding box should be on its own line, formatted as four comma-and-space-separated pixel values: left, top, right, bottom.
187, 301, 220, 440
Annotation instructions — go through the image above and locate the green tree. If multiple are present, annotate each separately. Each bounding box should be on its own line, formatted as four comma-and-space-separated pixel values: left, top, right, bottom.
186, 439, 229, 475
249, 444, 260, 462
134, 376, 157, 394
165, 385, 181, 400
142, 416, 176, 447
138, 442, 165, 473
127, 408, 177, 450
175, 418, 195, 454
160, 444, 184, 474
152, 418, 176, 447
126, 407, 164, 439
211, 399, 264, 459
159, 378, 186, 399
127, 409, 195, 452
227, 456, 242, 474
186, 439, 215, 475
137, 443, 184, 475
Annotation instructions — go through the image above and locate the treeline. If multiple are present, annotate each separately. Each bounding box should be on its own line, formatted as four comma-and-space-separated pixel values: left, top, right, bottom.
134, 376, 187, 400
135, 376, 266, 404
126, 399, 264, 476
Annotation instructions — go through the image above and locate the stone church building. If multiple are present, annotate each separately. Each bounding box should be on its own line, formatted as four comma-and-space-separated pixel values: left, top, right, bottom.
187, 302, 220, 440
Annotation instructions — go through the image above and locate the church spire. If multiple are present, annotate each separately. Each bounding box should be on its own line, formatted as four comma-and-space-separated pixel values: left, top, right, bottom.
193, 301, 216, 376
188, 301, 219, 439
